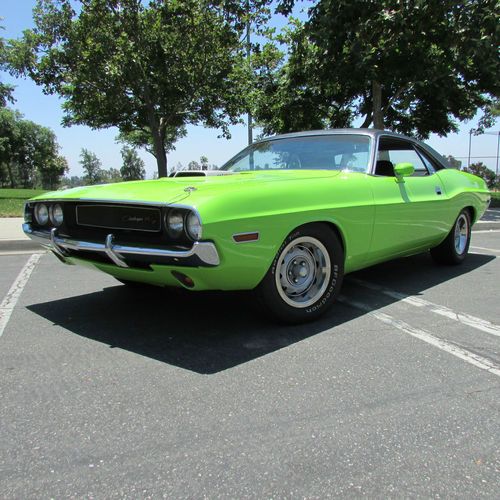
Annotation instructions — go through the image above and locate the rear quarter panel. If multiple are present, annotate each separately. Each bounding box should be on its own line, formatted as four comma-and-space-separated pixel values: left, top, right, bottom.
436, 169, 490, 226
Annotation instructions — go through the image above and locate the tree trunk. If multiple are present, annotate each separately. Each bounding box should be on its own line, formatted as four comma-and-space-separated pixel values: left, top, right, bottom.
372, 80, 384, 130
152, 128, 168, 178
7, 162, 15, 188
147, 112, 168, 178
145, 98, 168, 178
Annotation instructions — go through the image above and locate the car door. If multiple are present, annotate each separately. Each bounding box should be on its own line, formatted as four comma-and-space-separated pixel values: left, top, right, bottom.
368, 136, 450, 262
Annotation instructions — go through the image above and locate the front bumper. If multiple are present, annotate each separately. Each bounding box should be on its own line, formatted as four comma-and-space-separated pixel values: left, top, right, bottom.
22, 223, 220, 268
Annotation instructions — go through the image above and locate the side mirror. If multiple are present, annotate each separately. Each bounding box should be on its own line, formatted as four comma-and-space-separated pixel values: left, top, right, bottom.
394, 162, 414, 181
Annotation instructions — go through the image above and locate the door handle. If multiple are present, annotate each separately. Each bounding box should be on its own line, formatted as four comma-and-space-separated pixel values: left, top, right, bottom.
435, 186, 442, 195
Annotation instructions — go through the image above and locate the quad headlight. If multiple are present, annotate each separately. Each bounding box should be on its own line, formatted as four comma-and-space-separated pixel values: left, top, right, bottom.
186, 211, 202, 241
49, 204, 64, 226
165, 208, 202, 241
166, 209, 185, 238
34, 204, 49, 225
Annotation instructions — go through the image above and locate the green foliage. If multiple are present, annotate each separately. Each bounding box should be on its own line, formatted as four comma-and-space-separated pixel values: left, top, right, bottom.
254, 0, 500, 138
80, 148, 104, 185
462, 162, 497, 189
8, 0, 267, 176
120, 146, 145, 181
0, 107, 67, 189
188, 160, 201, 171
0, 21, 15, 107
445, 155, 462, 170
476, 98, 500, 133
101, 167, 123, 184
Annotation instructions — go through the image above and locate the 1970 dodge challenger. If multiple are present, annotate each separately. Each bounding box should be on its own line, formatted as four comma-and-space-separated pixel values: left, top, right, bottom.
23, 129, 490, 322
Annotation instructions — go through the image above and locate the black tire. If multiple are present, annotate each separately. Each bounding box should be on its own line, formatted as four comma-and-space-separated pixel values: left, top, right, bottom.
430, 209, 471, 265
255, 223, 344, 324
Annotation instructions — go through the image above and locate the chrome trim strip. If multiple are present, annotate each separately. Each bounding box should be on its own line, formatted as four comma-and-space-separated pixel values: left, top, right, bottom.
23, 224, 220, 267
105, 234, 129, 268
50, 227, 69, 259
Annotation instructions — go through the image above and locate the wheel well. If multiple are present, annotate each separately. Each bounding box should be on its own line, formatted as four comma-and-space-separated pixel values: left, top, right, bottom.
317, 221, 346, 255
464, 206, 476, 223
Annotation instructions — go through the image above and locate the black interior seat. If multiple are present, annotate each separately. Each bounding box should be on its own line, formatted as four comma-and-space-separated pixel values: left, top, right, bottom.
375, 160, 394, 176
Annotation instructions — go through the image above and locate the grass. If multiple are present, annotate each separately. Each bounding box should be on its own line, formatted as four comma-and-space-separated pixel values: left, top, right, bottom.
490, 191, 500, 208
0, 188, 47, 217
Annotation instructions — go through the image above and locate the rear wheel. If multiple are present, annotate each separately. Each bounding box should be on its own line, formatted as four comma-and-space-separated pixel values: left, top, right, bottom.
430, 209, 471, 265
256, 223, 344, 323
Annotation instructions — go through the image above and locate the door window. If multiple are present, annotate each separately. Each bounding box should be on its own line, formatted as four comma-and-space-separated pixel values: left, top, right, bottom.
376, 138, 431, 176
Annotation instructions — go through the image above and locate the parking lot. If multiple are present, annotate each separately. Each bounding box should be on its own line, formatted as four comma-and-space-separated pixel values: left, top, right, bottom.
1, 230, 499, 498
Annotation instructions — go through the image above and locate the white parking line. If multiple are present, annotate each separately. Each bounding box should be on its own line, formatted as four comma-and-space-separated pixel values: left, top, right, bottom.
0, 250, 46, 257
350, 278, 500, 339
473, 229, 500, 234
0, 253, 41, 338
339, 296, 500, 378
470, 245, 500, 254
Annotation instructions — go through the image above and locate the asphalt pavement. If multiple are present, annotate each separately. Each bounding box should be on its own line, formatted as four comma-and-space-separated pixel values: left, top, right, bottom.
0, 225, 499, 498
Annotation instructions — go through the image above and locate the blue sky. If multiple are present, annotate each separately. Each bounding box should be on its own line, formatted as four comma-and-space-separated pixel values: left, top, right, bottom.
1, 0, 499, 178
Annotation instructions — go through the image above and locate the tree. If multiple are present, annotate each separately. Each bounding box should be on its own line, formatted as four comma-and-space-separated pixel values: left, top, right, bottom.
463, 162, 496, 189
445, 155, 462, 170
187, 160, 201, 171
8, 0, 266, 177
120, 146, 145, 181
101, 167, 123, 184
477, 98, 500, 133
80, 149, 103, 185
256, 0, 500, 138
0, 107, 67, 188
200, 156, 209, 171
62, 175, 85, 188
0, 22, 14, 107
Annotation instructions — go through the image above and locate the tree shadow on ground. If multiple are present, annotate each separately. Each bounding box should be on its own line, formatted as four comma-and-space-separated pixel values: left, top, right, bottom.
28, 252, 495, 374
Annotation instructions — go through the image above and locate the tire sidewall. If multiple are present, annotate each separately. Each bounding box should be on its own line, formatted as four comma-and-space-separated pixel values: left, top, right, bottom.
259, 224, 344, 323
452, 210, 471, 263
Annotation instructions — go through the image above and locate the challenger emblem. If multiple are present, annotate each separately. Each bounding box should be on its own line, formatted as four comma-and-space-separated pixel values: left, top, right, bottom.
184, 186, 197, 193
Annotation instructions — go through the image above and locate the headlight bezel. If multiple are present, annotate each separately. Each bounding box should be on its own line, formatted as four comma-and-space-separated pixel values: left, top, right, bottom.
34, 203, 49, 226
49, 203, 64, 227
165, 208, 185, 238
185, 210, 202, 241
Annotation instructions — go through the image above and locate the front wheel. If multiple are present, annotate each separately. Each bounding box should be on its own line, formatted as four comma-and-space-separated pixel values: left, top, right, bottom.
256, 223, 344, 323
430, 209, 471, 265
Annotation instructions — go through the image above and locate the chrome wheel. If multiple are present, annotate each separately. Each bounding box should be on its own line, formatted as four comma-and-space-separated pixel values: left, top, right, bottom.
275, 236, 331, 308
454, 213, 469, 255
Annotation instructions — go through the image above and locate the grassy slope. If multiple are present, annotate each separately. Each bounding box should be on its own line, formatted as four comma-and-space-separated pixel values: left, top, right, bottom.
490, 191, 500, 208
0, 188, 47, 217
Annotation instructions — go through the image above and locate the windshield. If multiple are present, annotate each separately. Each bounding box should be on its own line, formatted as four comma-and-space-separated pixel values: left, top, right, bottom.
221, 134, 372, 173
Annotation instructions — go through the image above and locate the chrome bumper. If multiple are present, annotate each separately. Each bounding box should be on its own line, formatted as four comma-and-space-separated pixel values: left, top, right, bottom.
22, 224, 220, 267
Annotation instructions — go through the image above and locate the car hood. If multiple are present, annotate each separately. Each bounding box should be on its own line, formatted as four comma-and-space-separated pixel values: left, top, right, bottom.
31, 170, 343, 206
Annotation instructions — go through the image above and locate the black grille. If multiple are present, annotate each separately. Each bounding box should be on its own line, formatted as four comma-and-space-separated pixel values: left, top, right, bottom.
76, 204, 161, 232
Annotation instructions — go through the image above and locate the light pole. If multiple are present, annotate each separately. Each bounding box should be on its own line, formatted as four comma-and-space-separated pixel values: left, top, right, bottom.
246, 1, 253, 146
496, 132, 500, 178
482, 130, 500, 178
467, 129, 474, 168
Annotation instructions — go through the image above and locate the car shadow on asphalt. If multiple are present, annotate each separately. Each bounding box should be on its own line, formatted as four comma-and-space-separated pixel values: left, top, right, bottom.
28, 252, 495, 374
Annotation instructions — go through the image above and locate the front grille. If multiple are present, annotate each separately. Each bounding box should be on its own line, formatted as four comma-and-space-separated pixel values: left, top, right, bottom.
76, 204, 161, 232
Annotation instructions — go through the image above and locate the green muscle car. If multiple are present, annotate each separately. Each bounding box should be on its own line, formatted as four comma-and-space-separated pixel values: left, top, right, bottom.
23, 129, 490, 323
